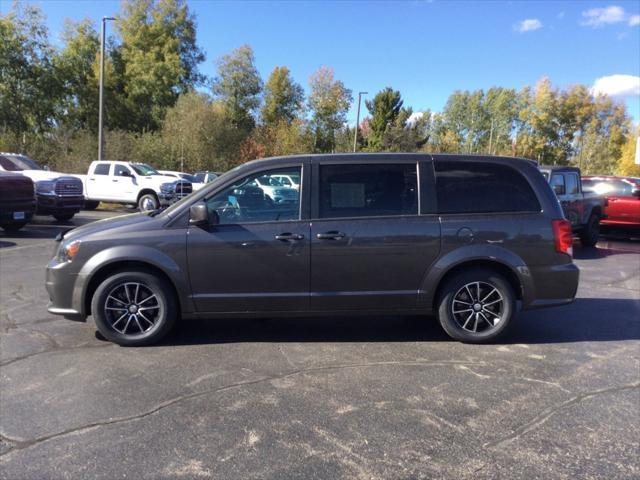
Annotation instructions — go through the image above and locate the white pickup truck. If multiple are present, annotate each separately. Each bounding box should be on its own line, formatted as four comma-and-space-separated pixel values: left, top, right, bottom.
76, 161, 193, 211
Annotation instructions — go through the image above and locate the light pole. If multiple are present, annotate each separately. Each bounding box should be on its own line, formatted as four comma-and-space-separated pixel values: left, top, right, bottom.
98, 16, 115, 161
353, 91, 367, 152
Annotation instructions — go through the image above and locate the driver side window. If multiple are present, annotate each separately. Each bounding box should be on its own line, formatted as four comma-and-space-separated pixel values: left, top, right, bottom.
206, 167, 301, 225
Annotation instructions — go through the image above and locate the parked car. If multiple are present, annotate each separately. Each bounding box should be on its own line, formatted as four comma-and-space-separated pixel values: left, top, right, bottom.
0, 172, 36, 232
158, 170, 205, 191
0, 153, 84, 221
582, 176, 640, 229
539, 166, 605, 247
193, 171, 221, 184
75, 161, 192, 211
46, 154, 579, 347
250, 174, 298, 204
271, 173, 300, 190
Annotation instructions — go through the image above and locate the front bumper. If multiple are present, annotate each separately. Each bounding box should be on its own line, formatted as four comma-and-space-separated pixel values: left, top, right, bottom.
159, 191, 191, 206
45, 256, 87, 321
37, 194, 84, 215
0, 199, 36, 223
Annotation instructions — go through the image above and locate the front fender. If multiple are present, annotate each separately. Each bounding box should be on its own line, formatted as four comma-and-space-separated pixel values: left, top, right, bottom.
73, 244, 193, 316
418, 244, 535, 311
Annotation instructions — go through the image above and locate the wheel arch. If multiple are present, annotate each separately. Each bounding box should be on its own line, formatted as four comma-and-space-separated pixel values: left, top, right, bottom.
137, 189, 159, 203
419, 245, 533, 312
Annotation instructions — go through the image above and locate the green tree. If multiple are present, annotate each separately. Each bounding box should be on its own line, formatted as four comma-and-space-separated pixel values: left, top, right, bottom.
118, 0, 205, 131
365, 87, 404, 150
0, 2, 59, 136
616, 127, 640, 177
55, 19, 100, 131
212, 44, 263, 130
261, 66, 304, 126
308, 66, 352, 152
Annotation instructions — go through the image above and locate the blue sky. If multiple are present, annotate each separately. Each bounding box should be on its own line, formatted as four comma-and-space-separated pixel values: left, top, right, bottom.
6, 0, 640, 123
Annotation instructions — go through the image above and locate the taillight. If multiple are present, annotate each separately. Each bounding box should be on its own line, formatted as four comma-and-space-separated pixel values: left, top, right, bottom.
552, 219, 573, 256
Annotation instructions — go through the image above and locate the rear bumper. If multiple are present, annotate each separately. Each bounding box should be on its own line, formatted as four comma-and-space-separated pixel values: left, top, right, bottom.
523, 262, 580, 310
36, 194, 84, 215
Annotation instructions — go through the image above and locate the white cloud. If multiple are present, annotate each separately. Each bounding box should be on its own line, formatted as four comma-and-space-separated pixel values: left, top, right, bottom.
515, 18, 543, 33
592, 74, 640, 97
407, 111, 424, 125
557, 11, 565, 19
581, 5, 626, 27
629, 15, 640, 26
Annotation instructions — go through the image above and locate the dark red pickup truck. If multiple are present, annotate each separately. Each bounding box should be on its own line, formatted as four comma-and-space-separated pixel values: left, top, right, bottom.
582, 176, 640, 229
0, 172, 36, 232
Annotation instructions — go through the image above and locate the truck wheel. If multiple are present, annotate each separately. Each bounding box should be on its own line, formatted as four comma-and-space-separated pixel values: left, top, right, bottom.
138, 193, 159, 212
53, 213, 75, 222
579, 213, 600, 247
1, 222, 27, 232
91, 270, 177, 346
84, 201, 100, 210
437, 268, 516, 343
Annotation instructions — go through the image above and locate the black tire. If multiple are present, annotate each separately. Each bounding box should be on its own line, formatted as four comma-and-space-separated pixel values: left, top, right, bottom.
91, 270, 177, 346
53, 213, 75, 222
579, 213, 600, 247
84, 200, 100, 210
0, 222, 27, 232
437, 268, 516, 343
138, 193, 159, 212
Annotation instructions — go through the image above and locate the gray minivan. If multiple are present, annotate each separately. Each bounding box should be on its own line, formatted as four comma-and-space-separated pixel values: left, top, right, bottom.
46, 154, 579, 346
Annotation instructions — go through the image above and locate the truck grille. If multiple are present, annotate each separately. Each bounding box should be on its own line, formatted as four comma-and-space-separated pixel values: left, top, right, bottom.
175, 181, 192, 198
54, 177, 83, 197
0, 177, 34, 201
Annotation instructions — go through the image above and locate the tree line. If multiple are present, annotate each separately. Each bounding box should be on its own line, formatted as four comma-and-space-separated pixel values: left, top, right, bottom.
1, 0, 638, 176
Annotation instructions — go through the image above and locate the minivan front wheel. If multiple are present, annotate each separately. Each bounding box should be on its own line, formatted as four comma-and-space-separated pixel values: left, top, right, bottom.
437, 268, 515, 343
91, 271, 177, 346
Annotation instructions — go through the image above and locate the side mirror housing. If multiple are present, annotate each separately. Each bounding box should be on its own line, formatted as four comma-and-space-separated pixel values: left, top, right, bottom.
189, 202, 209, 227
189, 202, 218, 227
553, 185, 565, 196
633, 188, 640, 198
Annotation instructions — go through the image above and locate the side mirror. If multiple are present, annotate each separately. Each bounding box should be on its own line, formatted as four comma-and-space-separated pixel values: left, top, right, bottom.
119, 170, 132, 177
632, 188, 640, 198
553, 185, 565, 196
189, 202, 209, 227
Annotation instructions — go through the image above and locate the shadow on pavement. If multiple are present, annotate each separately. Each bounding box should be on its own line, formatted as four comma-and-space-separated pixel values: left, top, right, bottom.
152, 298, 639, 347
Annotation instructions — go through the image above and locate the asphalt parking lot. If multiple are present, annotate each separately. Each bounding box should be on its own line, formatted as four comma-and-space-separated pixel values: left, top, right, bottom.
1, 211, 639, 480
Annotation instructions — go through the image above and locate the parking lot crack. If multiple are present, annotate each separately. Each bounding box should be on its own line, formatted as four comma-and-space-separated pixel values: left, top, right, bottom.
483, 382, 640, 449
0, 359, 487, 459
0, 342, 113, 367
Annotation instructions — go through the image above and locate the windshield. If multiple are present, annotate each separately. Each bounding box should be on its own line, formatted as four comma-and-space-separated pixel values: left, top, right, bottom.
131, 164, 159, 176
0, 154, 42, 171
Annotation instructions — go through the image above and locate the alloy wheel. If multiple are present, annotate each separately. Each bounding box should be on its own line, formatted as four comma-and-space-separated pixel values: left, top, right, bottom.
451, 281, 504, 333
104, 282, 161, 335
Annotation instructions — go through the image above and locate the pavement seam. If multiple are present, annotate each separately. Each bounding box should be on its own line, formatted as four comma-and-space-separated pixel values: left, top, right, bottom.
482, 382, 640, 449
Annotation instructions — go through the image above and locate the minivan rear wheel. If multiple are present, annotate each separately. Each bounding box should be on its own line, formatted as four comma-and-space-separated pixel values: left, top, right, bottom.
437, 268, 515, 343
91, 271, 177, 346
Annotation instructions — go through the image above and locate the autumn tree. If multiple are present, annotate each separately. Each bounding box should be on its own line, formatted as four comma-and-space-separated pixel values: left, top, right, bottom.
616, 127, 640, 177
308, 66, 352, 152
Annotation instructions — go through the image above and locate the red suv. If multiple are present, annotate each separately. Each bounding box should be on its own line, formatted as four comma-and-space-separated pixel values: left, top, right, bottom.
582, 176, 640, 228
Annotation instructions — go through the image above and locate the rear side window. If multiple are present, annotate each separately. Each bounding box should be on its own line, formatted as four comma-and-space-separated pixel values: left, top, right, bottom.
319, 163, 418, 218
435, 161, 540, 214
566, 174, 579, 194
550, 174, 565, 195
93, 163, 111, 175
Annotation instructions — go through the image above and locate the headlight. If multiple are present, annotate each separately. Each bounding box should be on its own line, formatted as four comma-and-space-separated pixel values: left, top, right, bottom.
36, 180, 56, 195
57, 240, 81, 262
160, 182, 174, 193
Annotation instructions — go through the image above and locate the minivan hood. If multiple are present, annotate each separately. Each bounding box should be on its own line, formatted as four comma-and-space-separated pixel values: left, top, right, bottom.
63, 211, 157, 242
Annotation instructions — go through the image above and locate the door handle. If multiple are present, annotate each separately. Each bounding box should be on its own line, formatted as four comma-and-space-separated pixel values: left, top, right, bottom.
112, 179, 118, 182
275, 233, 304, 241
89, 178, 95, 181
316, 231, 346, 240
